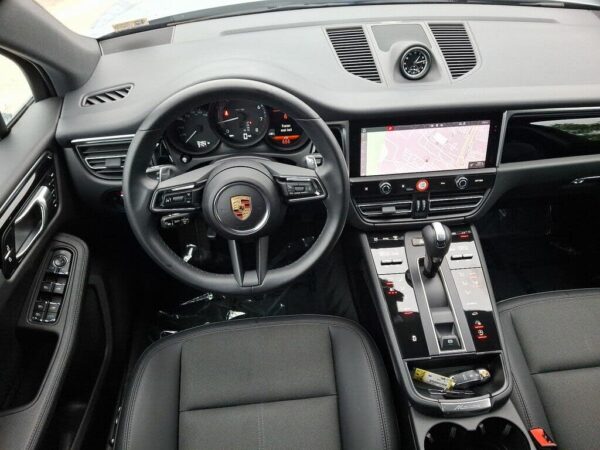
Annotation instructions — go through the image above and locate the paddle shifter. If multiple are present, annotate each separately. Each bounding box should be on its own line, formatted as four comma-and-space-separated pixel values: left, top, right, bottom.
422, 222, 452, 278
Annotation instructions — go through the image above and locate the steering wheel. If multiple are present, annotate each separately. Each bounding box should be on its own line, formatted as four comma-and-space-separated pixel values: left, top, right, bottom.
123, 79, 349, 295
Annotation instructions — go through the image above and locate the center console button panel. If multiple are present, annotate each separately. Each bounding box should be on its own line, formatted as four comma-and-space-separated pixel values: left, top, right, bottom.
352, 173, 495, 223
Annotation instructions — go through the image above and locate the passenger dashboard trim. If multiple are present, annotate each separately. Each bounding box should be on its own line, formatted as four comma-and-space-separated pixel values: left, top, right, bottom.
497, 106, 600, 166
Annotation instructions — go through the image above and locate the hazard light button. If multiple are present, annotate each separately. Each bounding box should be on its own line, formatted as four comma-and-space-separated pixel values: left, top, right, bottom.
416, 179, 429, 192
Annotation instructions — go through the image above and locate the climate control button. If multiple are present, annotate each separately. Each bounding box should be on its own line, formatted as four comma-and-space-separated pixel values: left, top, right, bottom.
455, 176, 469, 190
379, 181, 392, 195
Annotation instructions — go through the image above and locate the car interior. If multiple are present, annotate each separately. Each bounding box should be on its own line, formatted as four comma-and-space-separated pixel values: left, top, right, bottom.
1, 0, 600, 449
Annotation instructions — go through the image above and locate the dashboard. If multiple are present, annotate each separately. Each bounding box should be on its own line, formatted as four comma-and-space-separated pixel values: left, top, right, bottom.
53, 3, 600, 230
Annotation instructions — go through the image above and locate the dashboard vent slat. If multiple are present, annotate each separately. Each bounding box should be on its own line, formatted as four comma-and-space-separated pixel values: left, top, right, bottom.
75, 139, 131, 180
429, 23, 477, 79
326, 27, 382, 83
428, 191, 484, 217
82, 84, 133, 107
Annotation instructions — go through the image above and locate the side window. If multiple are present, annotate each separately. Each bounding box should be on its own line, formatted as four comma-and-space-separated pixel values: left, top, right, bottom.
0, 54, 33, 126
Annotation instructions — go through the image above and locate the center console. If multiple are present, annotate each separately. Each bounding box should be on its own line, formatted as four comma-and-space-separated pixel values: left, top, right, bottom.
359, 225, 535, 448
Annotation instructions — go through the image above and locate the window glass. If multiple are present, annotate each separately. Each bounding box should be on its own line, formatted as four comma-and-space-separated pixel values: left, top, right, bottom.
0, 55, 32, 125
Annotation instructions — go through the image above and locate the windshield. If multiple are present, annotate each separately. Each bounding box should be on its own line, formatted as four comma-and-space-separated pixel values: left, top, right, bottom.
36, 0, 267, 38
35, 0, 600, 38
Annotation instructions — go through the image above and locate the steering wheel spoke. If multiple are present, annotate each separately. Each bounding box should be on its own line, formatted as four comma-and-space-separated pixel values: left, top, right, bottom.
149, 164, 213, 214
228, 236, 270, 287
261, 159, 327, 204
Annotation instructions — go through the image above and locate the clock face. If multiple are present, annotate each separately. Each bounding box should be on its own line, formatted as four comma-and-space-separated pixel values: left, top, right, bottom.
400, 47, 431, 80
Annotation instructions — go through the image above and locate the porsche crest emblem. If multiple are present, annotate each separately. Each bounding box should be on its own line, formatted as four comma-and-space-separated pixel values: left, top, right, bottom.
230, 195, 252, 221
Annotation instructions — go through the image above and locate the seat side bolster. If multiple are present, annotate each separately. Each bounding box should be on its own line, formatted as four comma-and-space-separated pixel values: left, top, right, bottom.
330, 324, 398, 450
499, 308, 554, 435
115, 342, 182, 450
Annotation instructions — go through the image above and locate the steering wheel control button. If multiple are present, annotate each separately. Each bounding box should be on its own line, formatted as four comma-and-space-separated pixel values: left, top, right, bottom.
455, 176, 469, 190
162, 191, 193, 207
161, 213, 192, 229
379, 181, 392, 195
416, 179, 430, 192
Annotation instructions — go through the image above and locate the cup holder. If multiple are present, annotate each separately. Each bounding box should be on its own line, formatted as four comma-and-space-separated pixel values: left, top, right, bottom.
425, 418, 530, 450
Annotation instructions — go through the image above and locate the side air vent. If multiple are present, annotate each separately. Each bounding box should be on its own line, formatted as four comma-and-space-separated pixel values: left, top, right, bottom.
326, 27, 381, 83
74, 137, 132, 180
357, 199, 413, 218
428, 191, 484, 217
82, 84, 133, 107
429, 23, 477, 79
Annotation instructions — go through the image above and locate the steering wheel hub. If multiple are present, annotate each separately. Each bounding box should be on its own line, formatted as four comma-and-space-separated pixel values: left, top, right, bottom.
202, 162, 284, 239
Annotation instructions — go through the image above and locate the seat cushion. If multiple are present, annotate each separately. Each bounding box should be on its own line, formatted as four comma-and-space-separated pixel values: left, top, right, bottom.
499, 289, 600, 450
115, 315, 398, 450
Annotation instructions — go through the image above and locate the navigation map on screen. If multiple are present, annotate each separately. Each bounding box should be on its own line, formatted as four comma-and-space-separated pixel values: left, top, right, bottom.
359, 120, 490, 176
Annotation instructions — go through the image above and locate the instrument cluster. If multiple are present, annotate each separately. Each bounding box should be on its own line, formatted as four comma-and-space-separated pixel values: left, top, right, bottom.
165, 100, 309, 156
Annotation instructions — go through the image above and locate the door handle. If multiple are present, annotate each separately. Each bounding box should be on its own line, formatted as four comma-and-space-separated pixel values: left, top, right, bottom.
14, 185, 51, 260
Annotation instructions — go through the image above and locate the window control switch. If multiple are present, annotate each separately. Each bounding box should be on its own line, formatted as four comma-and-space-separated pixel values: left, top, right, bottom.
47, 302, 61, 314
40, 281, 54, 293
52, 283, 66, 295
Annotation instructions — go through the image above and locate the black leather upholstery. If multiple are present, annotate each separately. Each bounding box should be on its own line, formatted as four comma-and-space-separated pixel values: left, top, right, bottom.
499, 289, 600, 450
115, 315, 398, 450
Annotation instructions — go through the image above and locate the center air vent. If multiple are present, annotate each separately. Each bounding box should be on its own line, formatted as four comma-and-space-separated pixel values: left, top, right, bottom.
82, 84, 133, 107
74, 138, 131, 180
357, 198, 413, 219
429, 23, 477, 79
428, 191, 484, 217
326, 27, 381, 83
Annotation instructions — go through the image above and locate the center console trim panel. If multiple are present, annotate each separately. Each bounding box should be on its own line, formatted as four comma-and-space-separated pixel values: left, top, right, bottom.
358, 225, 512, 416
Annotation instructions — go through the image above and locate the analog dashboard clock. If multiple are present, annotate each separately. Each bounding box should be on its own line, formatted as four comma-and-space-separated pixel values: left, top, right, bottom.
400, 46, 432, 80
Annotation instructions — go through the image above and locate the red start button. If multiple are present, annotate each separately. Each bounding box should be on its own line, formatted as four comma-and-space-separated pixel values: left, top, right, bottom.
416, 179, 430, 192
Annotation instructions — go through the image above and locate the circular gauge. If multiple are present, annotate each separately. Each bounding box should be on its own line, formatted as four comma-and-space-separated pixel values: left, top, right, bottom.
400, 46, 431, 80
214, 100, 269, 147
266, 109, 309, 150
168, 106, 220, 154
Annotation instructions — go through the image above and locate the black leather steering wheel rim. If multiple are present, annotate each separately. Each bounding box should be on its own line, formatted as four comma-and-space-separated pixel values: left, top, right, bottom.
123, 79, 349, 295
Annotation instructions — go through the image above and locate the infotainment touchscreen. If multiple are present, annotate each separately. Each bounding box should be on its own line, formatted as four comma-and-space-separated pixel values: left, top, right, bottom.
359, 120, 491, 176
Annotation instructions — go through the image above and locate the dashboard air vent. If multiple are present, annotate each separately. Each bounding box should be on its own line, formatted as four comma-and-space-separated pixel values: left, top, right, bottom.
428, 191, 484, 217
74, 138, 131, 180
357, 199, 413, 218
326, 27, 381, 83
82, 84, 133, 107
429, 23, 477, 79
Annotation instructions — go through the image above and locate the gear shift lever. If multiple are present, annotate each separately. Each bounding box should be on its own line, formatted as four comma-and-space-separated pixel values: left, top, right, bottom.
422, 222, 452, 278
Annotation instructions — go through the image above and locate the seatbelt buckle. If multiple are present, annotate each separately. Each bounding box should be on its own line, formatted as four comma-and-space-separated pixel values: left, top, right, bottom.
529, 428, 557, 448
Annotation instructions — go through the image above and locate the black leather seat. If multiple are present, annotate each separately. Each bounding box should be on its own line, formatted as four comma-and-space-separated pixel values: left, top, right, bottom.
499, 289, 600, 449
115, 315, 398, 450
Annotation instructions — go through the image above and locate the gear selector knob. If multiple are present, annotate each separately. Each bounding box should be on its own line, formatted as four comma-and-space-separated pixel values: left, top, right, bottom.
422, 222, 452, 278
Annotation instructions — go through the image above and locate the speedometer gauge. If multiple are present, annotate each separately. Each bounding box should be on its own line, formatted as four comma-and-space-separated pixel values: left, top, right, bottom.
168, 106, 220, 154
214, 100, 269, 147
266, 109, 308, 150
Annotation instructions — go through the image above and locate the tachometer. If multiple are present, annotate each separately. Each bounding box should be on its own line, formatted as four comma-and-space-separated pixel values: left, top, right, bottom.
266, 109, 308, 150
214, 100, 269, 147
168, 106, 220, 154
